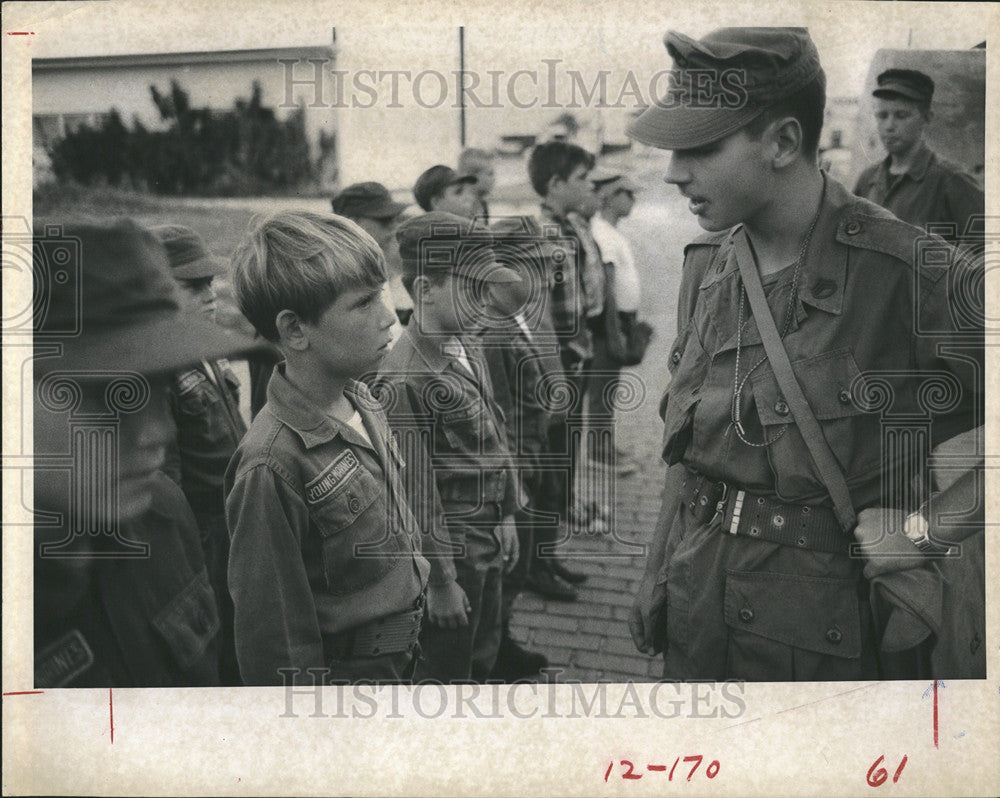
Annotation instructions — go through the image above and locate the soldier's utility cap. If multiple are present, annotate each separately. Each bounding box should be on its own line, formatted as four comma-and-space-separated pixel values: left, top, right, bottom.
396, 211, 521, 284
33, 218, 270, 375
589, 166, 640, 194
627, 27, 824, 150
413, 165, 477, 212
873, 69, 935, 105
332, 181, 408, 220
150, 224, 227, 280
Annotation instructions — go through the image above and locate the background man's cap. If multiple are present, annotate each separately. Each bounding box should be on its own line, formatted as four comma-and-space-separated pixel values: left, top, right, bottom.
589, 166, 640, 194
150, 223, 227, 280
873, 69, 935, 105
413, 165, 477, 212
396, 211, 520, 283
34, 218, 270, 375
627, 27, 824, 150
332, 181, 408, 220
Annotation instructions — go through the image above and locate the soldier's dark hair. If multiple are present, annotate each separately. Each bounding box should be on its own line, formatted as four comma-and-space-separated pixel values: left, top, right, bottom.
527, 141, 596, 197
744, 73, 827, 157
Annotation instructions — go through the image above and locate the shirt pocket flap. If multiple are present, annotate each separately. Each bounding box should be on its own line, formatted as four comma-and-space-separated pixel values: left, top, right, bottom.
724, 570, 861, 658
152, 570, 220, 671
752, 348, 865, 426
311, 466, 381, 538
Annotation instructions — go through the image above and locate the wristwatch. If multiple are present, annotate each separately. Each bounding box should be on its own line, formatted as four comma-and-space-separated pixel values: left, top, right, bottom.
903, 506, 934, 552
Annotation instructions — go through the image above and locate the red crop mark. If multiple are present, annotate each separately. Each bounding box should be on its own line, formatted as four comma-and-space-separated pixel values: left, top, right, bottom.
7, 32, 35, 35
2, 690, 44, 696
932, 680, 938, 749
109, 687, 115, 744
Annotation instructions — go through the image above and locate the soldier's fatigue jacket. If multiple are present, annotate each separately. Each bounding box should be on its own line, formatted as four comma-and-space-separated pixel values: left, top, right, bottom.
376, 323, 518, 581
657, 176, 982, 681
539, 204, 595, 367
225, 365, 430, 685
165, 358, 247, 513
853, 143, 984, 249
34, 472, 221, 687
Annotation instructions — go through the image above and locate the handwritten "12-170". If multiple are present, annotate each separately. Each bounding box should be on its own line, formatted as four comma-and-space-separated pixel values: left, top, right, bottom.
605, 756, 721, 782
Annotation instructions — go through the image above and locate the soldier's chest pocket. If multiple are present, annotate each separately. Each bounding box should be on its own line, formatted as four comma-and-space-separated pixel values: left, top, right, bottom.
660, 322, 710, 463
309, 465, 399, 596
441, 403, 496, 452
176, 369, 239, 432
750, 348, 881, 495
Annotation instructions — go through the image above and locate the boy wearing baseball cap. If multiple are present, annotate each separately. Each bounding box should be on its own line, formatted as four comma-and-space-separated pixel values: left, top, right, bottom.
376, 211, 522, 683
154, 223, 248, 685
32, 218, 267, 687
226, 210, 430, 685
627, 28, 982, 681
413, 164, 478, 218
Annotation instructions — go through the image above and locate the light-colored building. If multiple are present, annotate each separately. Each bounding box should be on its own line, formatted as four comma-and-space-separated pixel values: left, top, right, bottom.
33, 45, 338, 189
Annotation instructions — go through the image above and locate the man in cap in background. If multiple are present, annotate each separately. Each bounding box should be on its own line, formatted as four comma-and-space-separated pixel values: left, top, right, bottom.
626, 28, 981, 681
376, 212, 522, 682
333, 181, 414, 331
853, 68, 984, 252
154, 223, 249, 685
413, 165, 479, 219
588, 167, 645, 478
33, 218, 267, 687
458, 148, 497, 223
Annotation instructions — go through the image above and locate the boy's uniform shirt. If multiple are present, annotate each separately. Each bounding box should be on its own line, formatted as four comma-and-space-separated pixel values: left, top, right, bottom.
377, 323, 518, 578
35, 471, 221, 687
853, 142, 984, 250
165, 358, 247, 512
656, 175, 982, 681
225, 364, 430, 685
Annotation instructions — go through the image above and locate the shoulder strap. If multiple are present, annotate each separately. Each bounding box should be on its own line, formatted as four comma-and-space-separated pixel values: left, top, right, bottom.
733, 228, 857, 533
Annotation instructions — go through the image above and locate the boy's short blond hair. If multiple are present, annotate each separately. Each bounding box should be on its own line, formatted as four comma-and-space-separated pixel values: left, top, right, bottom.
231, 210, 387, 341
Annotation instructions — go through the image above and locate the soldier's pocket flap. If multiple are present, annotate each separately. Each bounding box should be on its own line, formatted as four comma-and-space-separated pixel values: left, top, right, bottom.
724, 570, 861, 658
752, 348, 865, 425
153, 570, 220, 671
311, 465, 382, 539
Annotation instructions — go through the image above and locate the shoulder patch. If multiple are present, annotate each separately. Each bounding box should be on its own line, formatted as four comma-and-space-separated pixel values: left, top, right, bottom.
306, 450, 360, 504
175, 369, 207, 395
35, 629, 95, 687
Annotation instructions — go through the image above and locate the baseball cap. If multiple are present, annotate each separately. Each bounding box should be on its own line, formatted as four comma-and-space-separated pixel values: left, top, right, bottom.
413, 165, 477, 212
332, 181, 408, 220
33, 218, 271, 375
873, 69, 935, 105
627, 27, 824, 150
396, 211, 521, 284
589, 166, 640, 194
150, 224, 228, 280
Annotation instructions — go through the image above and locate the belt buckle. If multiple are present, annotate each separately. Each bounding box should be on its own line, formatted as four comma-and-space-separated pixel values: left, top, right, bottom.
728, 489, 746, 535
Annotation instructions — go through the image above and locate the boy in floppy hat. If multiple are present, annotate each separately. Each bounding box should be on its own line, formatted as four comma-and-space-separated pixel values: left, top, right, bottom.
32, 218, 267, 687
226, 210, 430, 685
153, 223, 249, 685
853, 68, 983, 252
376, 211, 522, 683
413, 164, 478, 218
627, 28, 982, 681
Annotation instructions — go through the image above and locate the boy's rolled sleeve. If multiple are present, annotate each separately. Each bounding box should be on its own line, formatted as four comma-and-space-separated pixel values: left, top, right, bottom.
226, 462, 325, 685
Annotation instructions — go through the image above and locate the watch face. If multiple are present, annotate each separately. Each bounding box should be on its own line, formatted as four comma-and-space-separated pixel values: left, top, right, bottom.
903, 512, 930, 543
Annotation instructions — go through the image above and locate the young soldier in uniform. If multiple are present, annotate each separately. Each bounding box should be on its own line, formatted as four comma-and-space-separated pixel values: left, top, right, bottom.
226, 211, 430, 685
154, 224, 248, 685
376, 211, 521, 683
33, 219, 265, 687
413, 165, 478, 219
626, 28, 981, 681
853, 69, 984, 251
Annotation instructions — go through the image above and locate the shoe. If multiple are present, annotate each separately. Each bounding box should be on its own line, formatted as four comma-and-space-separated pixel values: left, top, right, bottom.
526, 568, 578, 601
490, 633, 549, 681
549, 559, 588, 585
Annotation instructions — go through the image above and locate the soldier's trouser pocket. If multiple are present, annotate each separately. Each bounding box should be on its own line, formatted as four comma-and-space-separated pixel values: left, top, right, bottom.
723, 570, 868, 681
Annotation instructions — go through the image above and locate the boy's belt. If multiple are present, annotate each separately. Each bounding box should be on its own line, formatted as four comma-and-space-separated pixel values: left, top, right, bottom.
325, 593, 425, 660
437, 472, 506, 506
683, 470, 849, 555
